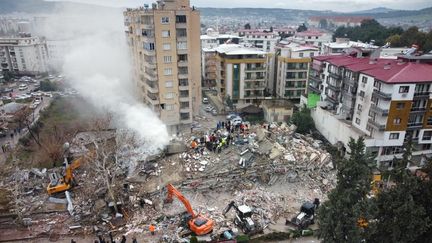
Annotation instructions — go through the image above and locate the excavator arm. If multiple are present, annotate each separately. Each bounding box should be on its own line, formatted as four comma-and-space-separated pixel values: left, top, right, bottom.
222, 201, 238, 216
166, 184, 196, 218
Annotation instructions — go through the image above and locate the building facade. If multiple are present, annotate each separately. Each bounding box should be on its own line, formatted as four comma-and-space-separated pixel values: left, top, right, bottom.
308, 54, 432, 163
0, 36, 49, 75
124, 0, 201, 130
275, 42, 319, 101
215, 44, 268, 107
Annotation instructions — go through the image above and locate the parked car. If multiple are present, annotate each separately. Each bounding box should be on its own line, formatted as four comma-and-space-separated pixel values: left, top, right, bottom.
226, 113, 239, 120
231, 118, 243, 126
205, 106, 214, 112
211, 110, 218, 116
202, 97, 209, 104
18, 84, 28, 91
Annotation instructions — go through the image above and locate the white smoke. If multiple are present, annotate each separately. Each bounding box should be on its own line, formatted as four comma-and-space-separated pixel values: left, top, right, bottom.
42, 4, 170, 153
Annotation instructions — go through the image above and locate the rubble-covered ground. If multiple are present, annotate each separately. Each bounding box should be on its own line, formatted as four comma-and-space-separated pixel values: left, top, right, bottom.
0, 115, 336, 242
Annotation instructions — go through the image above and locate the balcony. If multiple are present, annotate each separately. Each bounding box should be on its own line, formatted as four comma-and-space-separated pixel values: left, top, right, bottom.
343, 76, 356, 86
329, 71, 341, 79
372, 89, 392, 100
178, 73, 188, 79
327, 82, 342, 91
411, 106, 427, 113
244, 84, 266, 90
175, 23, 187, 29
179, 96, 189, 102
143, 49, 155, 56
245, 76, 265, 81
177, 49, 188, 55
144, 72, 157, 81
309, 75, 322, 83
407, 122, 423, 129
370, 103, 389, 116
147, 94, 159, 105
178, 60, 188, 67
179, 85, 189, 90
413, 91, 430, 99
325, 95, 338, 104
368, 118, 386, 131
180, 107, 190, 112
308, 85, 321, 94
245, 67, 266, 72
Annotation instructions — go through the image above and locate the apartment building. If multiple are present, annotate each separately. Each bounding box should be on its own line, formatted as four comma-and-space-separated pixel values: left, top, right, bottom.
308, 53, 432, 164
292, 30, 332, 49
275, 41, 319, 101
237, 29, 279, 52
322, 38, 378, 55
200, 29, 241, 87
124, 0, 201, 130
308, 16, 373, 29
0, 36, 49, 75
215, 44, 268, 107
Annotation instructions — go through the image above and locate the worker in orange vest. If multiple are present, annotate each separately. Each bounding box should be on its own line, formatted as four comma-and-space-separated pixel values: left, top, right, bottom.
191, 140, 198, 149
149, 224, 155, 235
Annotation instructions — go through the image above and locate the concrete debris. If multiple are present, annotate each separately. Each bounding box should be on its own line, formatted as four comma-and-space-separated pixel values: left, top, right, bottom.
0, 119, 337, 241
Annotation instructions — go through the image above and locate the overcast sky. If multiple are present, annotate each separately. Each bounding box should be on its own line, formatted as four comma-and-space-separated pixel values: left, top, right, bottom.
48, 0, 432, 12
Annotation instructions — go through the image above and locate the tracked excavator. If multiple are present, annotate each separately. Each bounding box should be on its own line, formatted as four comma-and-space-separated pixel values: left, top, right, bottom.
46, 151, 93, 195
222, 201, 263, 235
165, 184, 214, 235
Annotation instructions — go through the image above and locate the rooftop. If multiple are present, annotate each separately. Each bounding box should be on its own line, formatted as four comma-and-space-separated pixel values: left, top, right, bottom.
314, 55, 432, 84
215, 44, 267, 56
323, 41, 378, 49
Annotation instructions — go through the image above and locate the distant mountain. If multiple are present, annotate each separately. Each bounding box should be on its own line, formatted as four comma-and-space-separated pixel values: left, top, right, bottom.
351, 7, 397, 14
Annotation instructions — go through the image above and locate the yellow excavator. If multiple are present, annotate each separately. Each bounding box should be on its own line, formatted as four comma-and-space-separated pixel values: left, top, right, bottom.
46, 152, 92, 195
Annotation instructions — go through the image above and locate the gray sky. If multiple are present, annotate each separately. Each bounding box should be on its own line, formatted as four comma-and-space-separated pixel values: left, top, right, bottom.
49, 0, 432, 12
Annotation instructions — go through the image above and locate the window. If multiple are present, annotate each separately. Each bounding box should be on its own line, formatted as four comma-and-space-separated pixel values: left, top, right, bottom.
176, 15, 187, 23
176, 28, 187, 37
357, 104, 363, 112
299, 52, 304, 57
362, 76, 367, 83
143, 42, 155, 50
355, 118, 361, 124
309, 52, 314, 57
161, 17, 169, 24
163, 43, 171, 50
162, 30, 170, 37
389, 133, 400, 140
399, 86, 409, 93
165, 81, 173, 88
163, 56, 172, 63
423, 131, 432, 140
177, 41, 187, 50
165, 104, 174, 110
359, 91, 365, 97
393, 118, 401, 125
396, 102, 405, 110
165, 92, 174, 99
164, 68, 172, 75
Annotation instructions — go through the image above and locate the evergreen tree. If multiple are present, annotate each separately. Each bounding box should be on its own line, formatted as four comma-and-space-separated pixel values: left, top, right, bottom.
291, 106, 315, 134
317, 137, 374, 243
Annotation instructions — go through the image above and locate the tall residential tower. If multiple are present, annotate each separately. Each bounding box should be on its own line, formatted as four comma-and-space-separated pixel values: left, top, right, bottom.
124, 0, 201, 131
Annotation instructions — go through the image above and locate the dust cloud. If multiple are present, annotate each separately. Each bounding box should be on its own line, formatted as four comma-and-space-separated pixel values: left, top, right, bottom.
42, 4, 170, 153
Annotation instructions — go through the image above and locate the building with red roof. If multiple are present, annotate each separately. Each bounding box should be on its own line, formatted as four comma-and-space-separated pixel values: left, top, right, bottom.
307, 53, 432, 164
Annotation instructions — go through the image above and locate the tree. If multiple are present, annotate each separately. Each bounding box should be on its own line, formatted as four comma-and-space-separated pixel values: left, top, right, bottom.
244, 23, 251, 30
386, 34, 402, 47
225, 95, 234, 110
318, 19, 328, 29
317, 137, 374, 243
40, 80, 58, 91
291, 106, 315, 134
297, 23, 307, 32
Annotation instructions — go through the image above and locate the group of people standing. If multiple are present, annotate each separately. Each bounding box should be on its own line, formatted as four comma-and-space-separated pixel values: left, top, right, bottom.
191, 118, 250, 154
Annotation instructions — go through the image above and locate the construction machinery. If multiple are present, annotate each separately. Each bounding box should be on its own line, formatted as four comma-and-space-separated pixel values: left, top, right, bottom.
222, 201, 263, 235
286, 198, 320, 229
46, 152, 92, 195
47, 157, 77, 195
165, 184, 214, 236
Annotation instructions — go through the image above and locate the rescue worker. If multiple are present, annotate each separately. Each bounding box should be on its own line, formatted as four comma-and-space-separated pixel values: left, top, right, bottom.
149, 224, 156, 235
